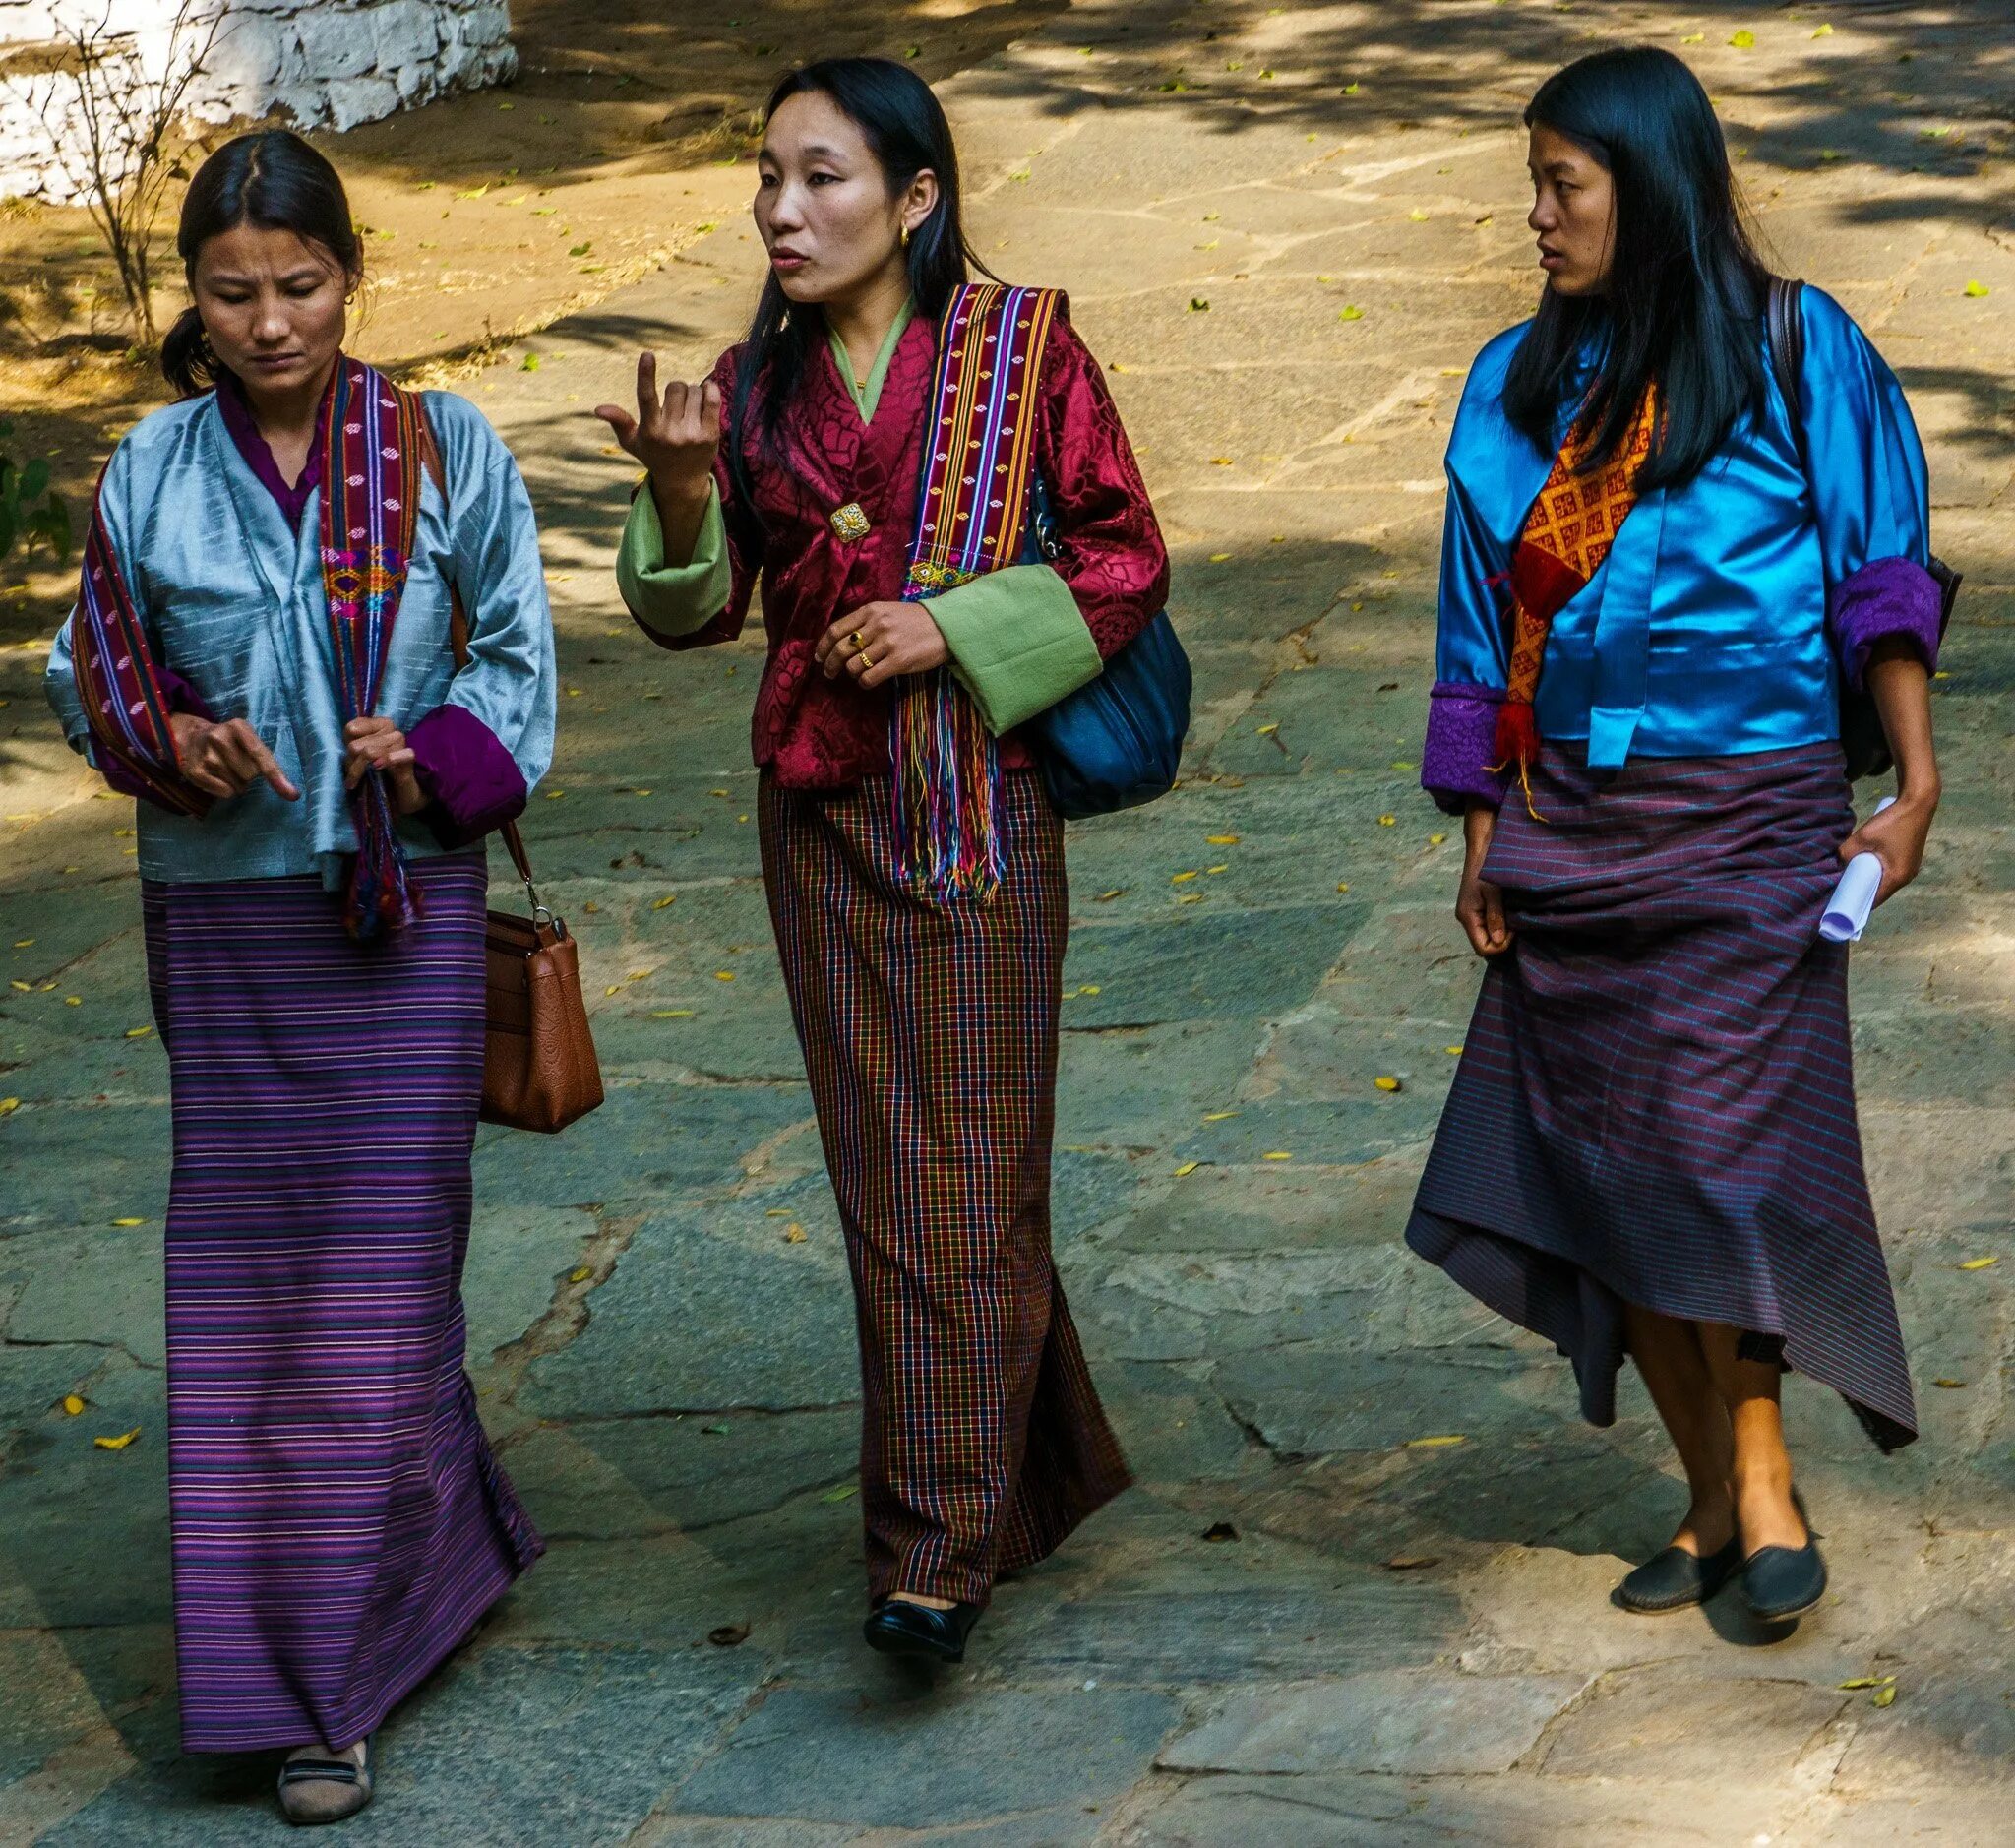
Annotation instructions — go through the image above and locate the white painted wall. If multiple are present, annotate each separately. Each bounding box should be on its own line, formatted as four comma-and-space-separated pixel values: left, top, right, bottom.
0, 0, 516, 199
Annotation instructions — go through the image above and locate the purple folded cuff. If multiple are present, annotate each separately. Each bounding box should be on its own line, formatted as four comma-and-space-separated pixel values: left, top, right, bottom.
156, 664, 216, 724
1828, 555, 1942, 692
408, 703, 527, 848
1423, 681, 1510, 817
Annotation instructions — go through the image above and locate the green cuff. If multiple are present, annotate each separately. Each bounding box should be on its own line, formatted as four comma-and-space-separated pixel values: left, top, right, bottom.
926, 564, 1102, 735
617, 481, 732, 638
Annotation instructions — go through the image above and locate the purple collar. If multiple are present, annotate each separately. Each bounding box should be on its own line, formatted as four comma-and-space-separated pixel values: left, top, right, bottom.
214, 368, 329, 527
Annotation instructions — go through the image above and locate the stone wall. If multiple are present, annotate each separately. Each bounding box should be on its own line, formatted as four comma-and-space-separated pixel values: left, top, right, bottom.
0, 0, 515, 200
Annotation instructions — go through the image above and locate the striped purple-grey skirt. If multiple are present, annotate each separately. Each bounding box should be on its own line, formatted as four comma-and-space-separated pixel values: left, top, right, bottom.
1407, 741, 1916, 1452
143, 855, 543, 1754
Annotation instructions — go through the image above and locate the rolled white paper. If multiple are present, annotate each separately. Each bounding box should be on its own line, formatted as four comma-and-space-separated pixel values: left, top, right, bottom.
1819, 796, 1897, 944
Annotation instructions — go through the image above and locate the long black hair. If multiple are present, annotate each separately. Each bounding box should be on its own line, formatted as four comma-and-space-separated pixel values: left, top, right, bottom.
1502, 46, 1770, 490
728, 57, 984, 491
160, 129, 361, 398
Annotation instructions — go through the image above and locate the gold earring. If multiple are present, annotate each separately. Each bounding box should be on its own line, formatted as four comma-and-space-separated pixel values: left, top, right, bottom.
901, 224, 911, 250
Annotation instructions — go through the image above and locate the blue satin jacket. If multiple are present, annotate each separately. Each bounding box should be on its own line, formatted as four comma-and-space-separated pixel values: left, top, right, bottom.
1422, 286, 1940, 815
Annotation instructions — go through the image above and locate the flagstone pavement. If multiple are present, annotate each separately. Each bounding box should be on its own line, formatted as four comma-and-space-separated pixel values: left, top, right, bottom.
3, 2, 2012, 1841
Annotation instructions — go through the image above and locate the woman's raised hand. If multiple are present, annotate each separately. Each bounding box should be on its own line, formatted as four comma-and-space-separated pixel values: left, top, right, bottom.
168, 712, 300, 802
594, 353, 721, 496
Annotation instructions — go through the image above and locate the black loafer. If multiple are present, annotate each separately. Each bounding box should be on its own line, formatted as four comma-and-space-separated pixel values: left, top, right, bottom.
1613, 1536, 1743, 1614
1742, 1539, 1828, 1622
863, 1597, 983, 1664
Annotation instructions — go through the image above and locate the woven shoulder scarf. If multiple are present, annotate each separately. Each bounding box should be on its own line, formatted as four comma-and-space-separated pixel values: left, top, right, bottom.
891, 281, 1062, 904
1494, 383, 1660, 808
74, 357, 428, 939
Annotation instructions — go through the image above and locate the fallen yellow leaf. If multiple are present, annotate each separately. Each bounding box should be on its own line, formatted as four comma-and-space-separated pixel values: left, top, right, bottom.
1206, 834, 1241, 846
1208, 552, 1234, 564
1261, 1151, 1293, 1161
1256, 723, 1279, 736
1730, 29, 1755, 48
1933, 1378, 1966, 1388
124, 1025, 153, 1039
12, 938, 31, 947
1407, 1434, 1465, 1448
651, 1009, 696, 1018
1096, 889, 1126, 901
569, 1265, 593, 1283
1209, 456, 1234, 466
782, 1223, 808, 1243
1377, 815, 1396, 827
1174, 1161, 1200, 1177
64, 996, 80, 1006
110, 1216, 145, 1227
1336, 882, 1350, 893
1838, 1676, 1887, 1690
1080, 983, 1102, 996
8, 981, 28, 992
1964, 281, 1991, 298
1873, 1684, 1898, 1708
93, 1427, 141, 1451
604, 984, 623, 997
1374, 1076, 1403, 1092
1444, 1045, 1464, 1056
62, 1394, 85, 1415
714, 970, 735, 982
1811, 21, 1833, 35
0, 1097, 18, 1116
1202, 1111, 1240, 1123
544, 789, 567, 800
1429, 832, 1446, 845
652, 894, 678, 909
1172, 870, 1198, 884
1960, 1257, 1998, 1270
1338, 305, 1364, 322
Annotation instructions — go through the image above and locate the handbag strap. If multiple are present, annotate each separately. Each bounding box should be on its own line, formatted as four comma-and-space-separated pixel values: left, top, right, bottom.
1765, 275, 1807, 470
414, 407, 544, 910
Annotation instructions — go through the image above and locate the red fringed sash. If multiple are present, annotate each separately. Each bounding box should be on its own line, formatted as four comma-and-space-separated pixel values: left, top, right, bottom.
892, 282, 1062, 903
74, 468, 212, 819
1495, 385, 1660, 808
321, 359, 426, 939
74, 357, 428, 939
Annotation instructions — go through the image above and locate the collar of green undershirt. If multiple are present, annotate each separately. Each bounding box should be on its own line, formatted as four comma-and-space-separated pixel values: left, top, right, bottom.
826, 296, 917, 424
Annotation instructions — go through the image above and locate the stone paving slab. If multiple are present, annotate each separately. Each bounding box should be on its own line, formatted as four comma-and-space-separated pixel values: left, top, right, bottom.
2, 0, 2012, 1840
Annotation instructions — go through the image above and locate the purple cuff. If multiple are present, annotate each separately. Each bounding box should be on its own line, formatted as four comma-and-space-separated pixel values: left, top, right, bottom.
156, 664, 216, 724
1828, 556, 1942, 692
408, 703, 527, 848
1422, 681, 1510, 817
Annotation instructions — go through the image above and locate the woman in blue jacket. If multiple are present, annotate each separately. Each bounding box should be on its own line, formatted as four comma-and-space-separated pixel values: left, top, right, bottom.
1412, 48, 1941, 1625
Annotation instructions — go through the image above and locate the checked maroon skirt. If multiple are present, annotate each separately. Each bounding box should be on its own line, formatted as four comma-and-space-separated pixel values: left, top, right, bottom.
144, 857, 543, 1753
762, 769, 1131, 1606
1408, 742, 1917, 1452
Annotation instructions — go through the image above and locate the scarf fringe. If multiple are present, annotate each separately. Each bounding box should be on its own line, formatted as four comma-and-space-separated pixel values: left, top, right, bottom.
892, 667, 1005, 903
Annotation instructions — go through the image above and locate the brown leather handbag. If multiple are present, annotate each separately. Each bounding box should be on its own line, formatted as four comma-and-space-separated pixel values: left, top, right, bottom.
420, 413, 604, 1134
476, 820, 604, 1133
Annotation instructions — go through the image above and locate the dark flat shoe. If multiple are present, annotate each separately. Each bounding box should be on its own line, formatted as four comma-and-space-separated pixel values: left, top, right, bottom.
863, 1597, 983, 1664
1613, 1536, 1742, 1614
1742, 1539, 1828, 1622
277, 1739, 373, 1825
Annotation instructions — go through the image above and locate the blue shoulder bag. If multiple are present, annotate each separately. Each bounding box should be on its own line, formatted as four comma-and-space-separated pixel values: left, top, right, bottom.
1020, 474, 1191, 821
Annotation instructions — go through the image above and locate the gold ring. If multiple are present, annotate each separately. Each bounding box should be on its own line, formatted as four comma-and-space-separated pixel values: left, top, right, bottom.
858, 649, 876, 670
849, 630, 866, 651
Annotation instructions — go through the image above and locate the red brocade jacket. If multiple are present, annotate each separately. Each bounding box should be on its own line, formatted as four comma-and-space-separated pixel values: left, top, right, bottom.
624, 302, 1169, 788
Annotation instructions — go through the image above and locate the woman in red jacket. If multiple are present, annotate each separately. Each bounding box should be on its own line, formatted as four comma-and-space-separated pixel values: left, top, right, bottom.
598, 57, 1167, 1665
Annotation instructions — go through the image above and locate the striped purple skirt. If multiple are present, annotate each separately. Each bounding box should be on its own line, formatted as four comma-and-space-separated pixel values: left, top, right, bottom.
143, 856, 543, 1754
1408, 742, 1916, 1452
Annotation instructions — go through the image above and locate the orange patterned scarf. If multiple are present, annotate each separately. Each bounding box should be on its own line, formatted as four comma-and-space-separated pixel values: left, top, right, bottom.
1494, 384, 1661, 808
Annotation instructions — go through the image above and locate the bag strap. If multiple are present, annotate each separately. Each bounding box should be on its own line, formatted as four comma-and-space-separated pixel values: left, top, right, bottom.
414, 404, 542, 905
1766, 276, 1807, 470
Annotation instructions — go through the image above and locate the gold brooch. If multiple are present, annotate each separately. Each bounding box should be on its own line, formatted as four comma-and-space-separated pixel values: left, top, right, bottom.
828, 502, 871, 542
